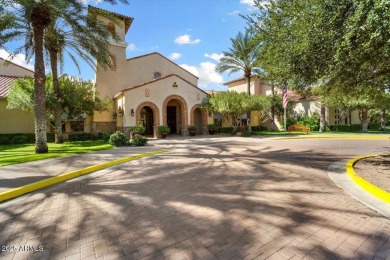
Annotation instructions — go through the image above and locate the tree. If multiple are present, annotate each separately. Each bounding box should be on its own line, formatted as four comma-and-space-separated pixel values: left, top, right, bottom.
44, 8, 121, 143
201, 92, 252, 130
0, 0, 128, 153
7, 75, 110, 124
216, 31, 262, 132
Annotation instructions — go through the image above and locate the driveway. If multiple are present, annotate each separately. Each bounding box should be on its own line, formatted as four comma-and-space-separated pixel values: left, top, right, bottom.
0, 136, 389, 259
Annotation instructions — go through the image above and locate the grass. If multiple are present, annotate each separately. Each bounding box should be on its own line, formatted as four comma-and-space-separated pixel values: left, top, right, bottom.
0, 141, 112, 167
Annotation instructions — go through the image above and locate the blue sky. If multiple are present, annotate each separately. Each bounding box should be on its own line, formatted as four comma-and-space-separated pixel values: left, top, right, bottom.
1, 0, 258, 91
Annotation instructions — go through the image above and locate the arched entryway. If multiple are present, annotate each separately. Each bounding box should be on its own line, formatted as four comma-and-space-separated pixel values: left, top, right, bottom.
135, 102, 160, 138
190, 105, 208, 135
162, 95, 188, 135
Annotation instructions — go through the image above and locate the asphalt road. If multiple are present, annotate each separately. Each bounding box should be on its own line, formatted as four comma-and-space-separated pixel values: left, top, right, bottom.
0, 136, 389, 259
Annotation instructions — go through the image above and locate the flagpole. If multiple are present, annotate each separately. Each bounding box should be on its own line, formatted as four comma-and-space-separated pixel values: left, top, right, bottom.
284, 107, 286, 134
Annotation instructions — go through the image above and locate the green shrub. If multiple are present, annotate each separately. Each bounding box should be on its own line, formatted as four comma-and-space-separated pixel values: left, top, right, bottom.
251, 125, 268, 131
240, 131, 252, 137
368, 122, 381, 130
101, 132, 113, 143
109, 131, 128, 147
219, 127, 234, 133
329, 124, 361, 132
208, 124, 218, 131
0, 133, 56, 145
69, 133, 97, 141
187, 125, 197, 132
158, 125, 171, 134
130, 124, 145, 134
11, 135, 28, 144
129, 134, 148, 146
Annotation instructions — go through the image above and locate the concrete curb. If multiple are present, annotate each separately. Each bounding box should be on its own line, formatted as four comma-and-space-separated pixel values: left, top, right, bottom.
0, 150, 168, 203
346, 154, 390, 204
277, 135, 390, 140
327, 160, 390, 219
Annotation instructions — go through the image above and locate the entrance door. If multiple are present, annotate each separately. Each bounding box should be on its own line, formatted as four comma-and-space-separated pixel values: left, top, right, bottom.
167, 106, 177, 134
141, 107, 154, 135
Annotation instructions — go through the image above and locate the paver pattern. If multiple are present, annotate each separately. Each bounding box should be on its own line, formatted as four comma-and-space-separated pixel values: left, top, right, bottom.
0, 136, 389, 259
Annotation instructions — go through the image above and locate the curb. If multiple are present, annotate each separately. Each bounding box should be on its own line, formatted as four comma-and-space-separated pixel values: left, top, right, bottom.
277, 135, 390, 140
346, 154, 390, 204
0, 150, 168, 203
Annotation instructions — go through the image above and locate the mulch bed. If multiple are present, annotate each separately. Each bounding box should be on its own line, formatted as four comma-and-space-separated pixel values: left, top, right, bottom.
353, 155, 390, 193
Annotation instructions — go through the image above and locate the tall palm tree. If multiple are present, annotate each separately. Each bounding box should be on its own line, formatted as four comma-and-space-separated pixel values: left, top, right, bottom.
0, 0, 127, 152
216, 31, 261, 132
44, 9, 120, 143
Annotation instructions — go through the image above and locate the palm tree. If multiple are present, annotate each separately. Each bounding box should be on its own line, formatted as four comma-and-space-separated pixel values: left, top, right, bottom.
216, 31, 261, 132
0, 0, 127, 152
44, 9, 120, 143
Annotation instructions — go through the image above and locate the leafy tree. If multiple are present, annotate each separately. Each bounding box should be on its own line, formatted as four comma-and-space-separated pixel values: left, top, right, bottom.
0, 0, 128, 153
201, 91, 253, 130
216, 31, 262, 131
7, 75, 110, 126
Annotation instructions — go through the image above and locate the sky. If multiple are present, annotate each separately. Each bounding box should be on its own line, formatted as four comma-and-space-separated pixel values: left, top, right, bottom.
1, 0, 259, 91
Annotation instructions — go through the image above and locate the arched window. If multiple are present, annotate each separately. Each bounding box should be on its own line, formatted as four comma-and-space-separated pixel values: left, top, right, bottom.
108, 22, 115, 37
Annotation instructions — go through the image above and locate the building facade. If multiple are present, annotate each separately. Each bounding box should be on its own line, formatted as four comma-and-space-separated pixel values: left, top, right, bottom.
89, 7, 212, 138
0, 58, 35, 134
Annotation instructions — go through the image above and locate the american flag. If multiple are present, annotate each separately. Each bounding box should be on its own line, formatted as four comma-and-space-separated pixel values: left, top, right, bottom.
282, 87, 288, 108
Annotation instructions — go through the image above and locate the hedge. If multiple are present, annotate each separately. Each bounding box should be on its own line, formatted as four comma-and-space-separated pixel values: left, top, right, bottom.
328, 124, 361, 132
68, 133, 98, 141
0, 133, 55, 145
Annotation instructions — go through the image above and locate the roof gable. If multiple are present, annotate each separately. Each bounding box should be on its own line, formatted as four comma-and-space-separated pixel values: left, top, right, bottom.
115, 73, 207, 98
127, 52, 199, 79
0, 58, 34, 75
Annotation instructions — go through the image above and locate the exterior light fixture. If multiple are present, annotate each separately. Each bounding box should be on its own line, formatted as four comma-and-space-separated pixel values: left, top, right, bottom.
113, 112, 117, 120
208, 112, 212, 117
130, 108, 134, 116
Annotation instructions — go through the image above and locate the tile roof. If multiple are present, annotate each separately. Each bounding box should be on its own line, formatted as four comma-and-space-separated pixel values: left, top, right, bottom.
0, 75, 19, 98
223, 75, 259, 86
88, 5, 134, 34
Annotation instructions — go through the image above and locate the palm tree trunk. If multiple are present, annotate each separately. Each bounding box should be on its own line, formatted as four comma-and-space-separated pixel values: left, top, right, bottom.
246, 75, 251, 132
320, 104, 326, 132
361, 108, 369, 132
380, 108, 386, 130
32, 14, 49, 153
49, 49, 63, 143
271, 85, 275, 131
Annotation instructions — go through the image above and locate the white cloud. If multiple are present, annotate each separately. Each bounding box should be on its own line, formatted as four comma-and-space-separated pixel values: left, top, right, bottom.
174, 34, 201, 45
180, 62, 223, 87
126, 43, 137, 51
169, 52, 182, 60
240, 0, 255, 6
227, 10, 240, 16
204, 53, 224, 62
0, 49, 34, 71
240, 0, 270, 8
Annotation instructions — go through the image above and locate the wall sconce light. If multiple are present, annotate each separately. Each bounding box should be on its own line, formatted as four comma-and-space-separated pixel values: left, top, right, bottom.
208, 112, 212, 117
113, 112, 117, 120
172, 82, 178, 87
130, 108, 134, 116
118, 107, 124, 116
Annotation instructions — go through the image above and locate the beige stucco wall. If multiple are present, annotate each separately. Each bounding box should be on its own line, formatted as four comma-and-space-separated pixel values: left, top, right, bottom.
0, 99, 35, 133
0, 59, 34, 77
293, 100, 321, 117
228, 80, 255, 94
119, 75, 206, 128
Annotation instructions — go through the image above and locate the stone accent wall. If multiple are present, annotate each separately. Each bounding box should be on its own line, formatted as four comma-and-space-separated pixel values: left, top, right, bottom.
91, 122, 116, 133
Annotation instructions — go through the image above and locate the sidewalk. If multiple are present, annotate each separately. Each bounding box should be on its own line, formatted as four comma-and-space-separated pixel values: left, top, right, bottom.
0, 145, 165, 193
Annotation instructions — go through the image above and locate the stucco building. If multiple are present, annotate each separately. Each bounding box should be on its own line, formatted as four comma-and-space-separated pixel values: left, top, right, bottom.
223, 75, 362, 130
90, 7, 211, 138
0, 58, 35, 134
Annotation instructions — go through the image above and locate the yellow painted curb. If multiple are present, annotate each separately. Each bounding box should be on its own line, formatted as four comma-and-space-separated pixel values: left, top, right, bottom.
346, 154, 390, 204
278, 135, 390, 140
0, 150, 168, 203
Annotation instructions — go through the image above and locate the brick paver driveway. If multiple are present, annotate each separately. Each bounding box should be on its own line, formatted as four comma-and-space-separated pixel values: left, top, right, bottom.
0, 136, 389, 259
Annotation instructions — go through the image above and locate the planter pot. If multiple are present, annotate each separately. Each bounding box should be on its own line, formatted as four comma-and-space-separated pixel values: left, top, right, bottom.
160, 133, 168, 139
189, 131, 196, 136
209, 129, 216, 135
